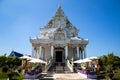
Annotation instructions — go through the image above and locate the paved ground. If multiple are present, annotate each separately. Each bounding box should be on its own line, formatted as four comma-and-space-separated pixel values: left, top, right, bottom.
53, 73, 86, 80
23, 72, 88, 80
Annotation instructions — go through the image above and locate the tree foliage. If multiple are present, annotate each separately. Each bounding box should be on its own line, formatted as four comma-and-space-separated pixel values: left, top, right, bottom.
6, 57, 22, 68
99, 53, 120, 70
0, 55, 23, 79
0, 56, 22, 72
0, 55, 7, 67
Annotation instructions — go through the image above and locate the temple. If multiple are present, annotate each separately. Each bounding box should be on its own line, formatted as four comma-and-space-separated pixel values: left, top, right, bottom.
30, 6, 88, 72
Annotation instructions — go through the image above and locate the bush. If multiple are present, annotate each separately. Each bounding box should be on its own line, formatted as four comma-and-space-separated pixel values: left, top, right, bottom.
2, 66, 8, 72
12, 72, 24, 80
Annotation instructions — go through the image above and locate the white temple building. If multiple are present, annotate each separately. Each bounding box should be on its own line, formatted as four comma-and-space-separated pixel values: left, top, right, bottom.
30, 6, 88, 72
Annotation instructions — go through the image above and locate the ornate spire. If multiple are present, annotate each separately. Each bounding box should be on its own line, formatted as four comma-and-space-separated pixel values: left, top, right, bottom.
55, 5, 65, 17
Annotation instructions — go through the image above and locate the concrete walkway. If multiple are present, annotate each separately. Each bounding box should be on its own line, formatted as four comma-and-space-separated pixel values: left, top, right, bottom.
23, 72, 87, 80
54, 73, 86, 80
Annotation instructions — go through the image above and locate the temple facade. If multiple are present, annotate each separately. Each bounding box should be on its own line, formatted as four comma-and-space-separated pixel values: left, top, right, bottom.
30, 6, 88, 71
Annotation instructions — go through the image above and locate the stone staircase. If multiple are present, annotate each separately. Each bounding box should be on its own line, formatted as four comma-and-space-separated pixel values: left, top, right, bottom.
48, 62, 71, 73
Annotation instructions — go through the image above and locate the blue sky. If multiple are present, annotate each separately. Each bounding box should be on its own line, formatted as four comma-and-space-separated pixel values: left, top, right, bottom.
0, 0, 120, 57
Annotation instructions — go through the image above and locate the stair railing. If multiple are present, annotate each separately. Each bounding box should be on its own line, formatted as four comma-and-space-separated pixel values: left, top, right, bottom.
45, 57, 53, 71
66, 58, 73, 72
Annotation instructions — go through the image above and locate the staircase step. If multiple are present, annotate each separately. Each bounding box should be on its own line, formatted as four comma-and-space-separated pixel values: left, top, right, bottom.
48, 63, 71, 73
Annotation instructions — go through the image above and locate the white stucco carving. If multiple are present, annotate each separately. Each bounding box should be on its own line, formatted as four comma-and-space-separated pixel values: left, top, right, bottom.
30, 6, 89, 60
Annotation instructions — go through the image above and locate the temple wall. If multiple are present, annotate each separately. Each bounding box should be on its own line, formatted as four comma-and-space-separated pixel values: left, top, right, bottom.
44, 46, 51, 60
68, 47, 74, 59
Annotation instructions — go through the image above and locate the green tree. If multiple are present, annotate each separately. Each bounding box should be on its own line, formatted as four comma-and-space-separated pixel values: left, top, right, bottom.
99, 53, 120, 70
99, 55, 107, 70
0, 56, 7, 67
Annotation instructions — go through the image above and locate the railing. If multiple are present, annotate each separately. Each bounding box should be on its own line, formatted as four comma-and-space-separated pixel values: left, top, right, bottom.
66, 59, 73, 72
45, 57, 53, 71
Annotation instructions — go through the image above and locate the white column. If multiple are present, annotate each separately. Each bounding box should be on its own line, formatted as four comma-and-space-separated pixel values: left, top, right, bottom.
77, 46, 79, 59
32, 46, 35, 58
82, 50, 84, 59
41, 47, 44, 59
37, 53, 39, 58
39, 46, 42, 59
35, 48, 38, 58
82, 51, 84, 59
65, 45, 68, 59
84, 47, 86, 58
51, 45, 54, 58
79, 50, 81, 59
81, 50, 83, 59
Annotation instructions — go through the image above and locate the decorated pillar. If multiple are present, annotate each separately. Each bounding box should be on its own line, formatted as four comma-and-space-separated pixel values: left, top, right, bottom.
36, 47, 39, 58
65, 45, 68, 59
32, 46, 35, 58
77, 46, 79, 59
81, 50, 83, 59
37, 52, 39, 58
51, 45, 54, 58
79, 49, 81, 59
39, 46, 42, 59
84, 47, 86, 58
42, 47, 44, 60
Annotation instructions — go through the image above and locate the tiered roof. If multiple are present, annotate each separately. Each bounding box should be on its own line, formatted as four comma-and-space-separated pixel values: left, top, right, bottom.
30, 6, 88, 44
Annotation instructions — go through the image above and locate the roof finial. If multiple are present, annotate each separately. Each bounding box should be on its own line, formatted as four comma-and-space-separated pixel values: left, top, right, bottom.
57, 4, 62, 12
58, 4, 61, 9
55, 4, 64, 16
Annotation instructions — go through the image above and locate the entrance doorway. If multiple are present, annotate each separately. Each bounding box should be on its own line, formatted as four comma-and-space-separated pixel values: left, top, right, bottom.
56, 51, 62, 62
